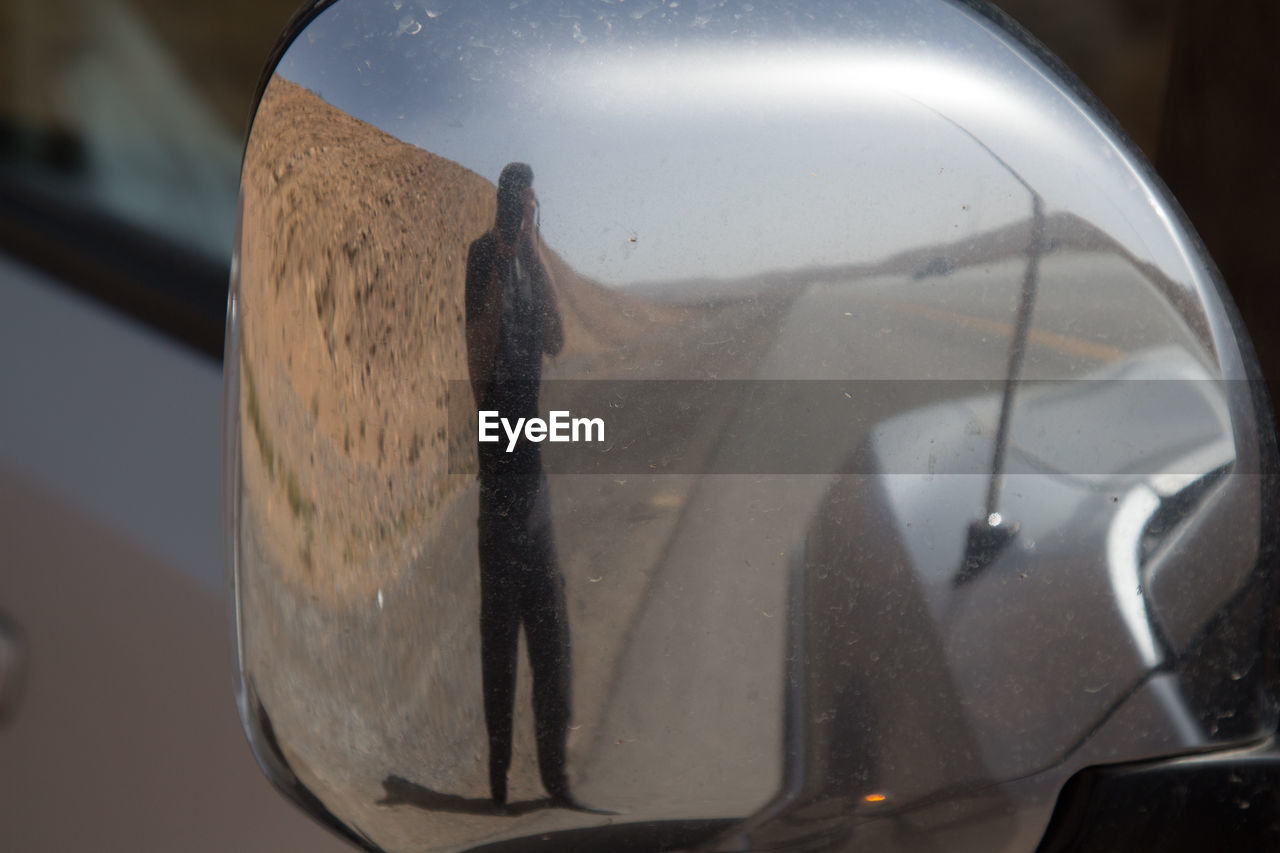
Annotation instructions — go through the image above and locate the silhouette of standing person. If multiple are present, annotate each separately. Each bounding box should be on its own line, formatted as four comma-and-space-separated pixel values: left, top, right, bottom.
464, 162, 574, 811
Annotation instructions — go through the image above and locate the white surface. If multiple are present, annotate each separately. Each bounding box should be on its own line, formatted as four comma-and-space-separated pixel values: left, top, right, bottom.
0, 249, 225, 591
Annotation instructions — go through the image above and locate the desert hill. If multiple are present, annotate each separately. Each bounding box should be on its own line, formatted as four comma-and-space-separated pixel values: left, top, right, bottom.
237, 76, 699, 600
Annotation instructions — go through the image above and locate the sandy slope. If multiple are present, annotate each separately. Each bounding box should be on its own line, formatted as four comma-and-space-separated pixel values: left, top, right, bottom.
237, 77, 695, 603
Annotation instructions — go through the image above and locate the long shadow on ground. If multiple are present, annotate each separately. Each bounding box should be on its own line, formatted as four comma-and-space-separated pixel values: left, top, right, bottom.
378, 775, 552, 816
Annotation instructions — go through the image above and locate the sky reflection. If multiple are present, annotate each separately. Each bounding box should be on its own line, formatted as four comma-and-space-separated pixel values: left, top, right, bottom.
276, 0, 1180, 288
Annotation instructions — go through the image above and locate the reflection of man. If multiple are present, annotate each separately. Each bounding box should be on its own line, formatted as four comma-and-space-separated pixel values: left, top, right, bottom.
464, 162, 572, 811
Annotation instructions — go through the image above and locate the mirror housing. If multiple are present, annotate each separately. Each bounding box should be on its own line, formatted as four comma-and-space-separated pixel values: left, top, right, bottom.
225, 2, 1278, 850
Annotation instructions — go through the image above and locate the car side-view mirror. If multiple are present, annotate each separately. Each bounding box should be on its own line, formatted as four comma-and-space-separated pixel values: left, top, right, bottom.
225, 2, 1277, 851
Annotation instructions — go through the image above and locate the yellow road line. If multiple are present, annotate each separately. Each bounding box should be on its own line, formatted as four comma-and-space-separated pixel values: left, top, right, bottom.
886, 300, 1129, 364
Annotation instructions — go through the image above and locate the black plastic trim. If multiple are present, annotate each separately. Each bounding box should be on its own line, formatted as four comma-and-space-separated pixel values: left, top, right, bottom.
1037, 743, 1280, 852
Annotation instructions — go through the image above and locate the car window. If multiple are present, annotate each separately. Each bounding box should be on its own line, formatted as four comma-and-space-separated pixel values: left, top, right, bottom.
0, 0, 303, 355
